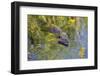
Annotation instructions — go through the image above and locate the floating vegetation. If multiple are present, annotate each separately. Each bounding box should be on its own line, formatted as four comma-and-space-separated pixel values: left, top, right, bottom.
28, 15, 88, 60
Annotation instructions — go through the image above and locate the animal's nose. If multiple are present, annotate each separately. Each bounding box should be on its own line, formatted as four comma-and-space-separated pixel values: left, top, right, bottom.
58, 40, 69, 46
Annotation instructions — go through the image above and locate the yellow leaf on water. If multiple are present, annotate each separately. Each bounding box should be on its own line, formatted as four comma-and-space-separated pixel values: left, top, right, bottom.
79, 47, 85, 58
68, 18, 76, 25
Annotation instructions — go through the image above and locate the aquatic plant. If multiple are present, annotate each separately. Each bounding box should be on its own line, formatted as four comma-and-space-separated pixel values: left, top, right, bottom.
28, 15, 88, 60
